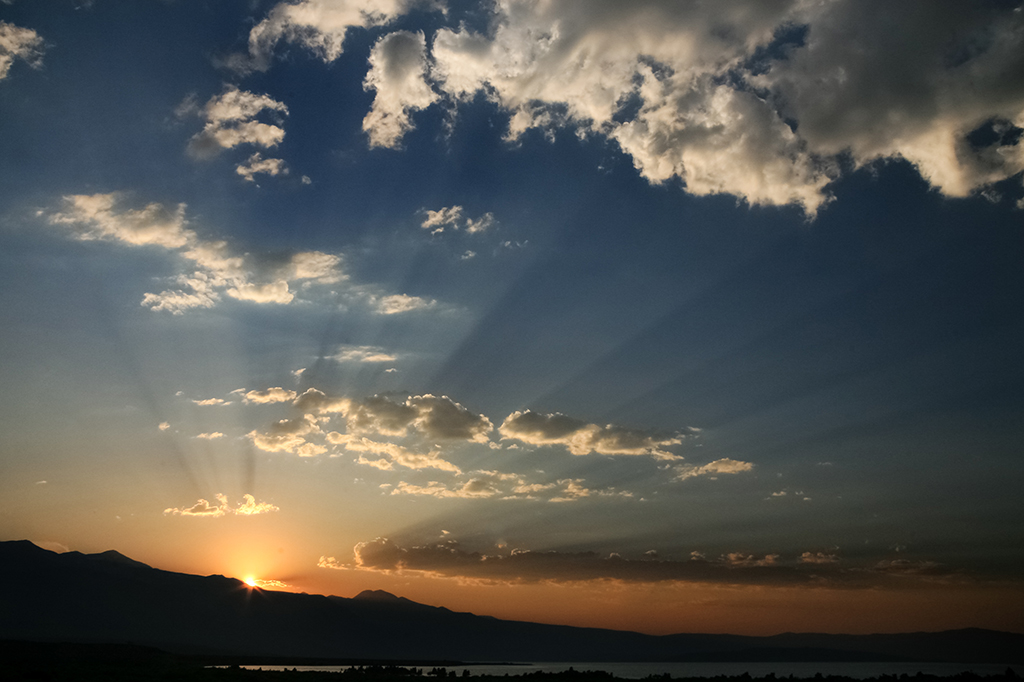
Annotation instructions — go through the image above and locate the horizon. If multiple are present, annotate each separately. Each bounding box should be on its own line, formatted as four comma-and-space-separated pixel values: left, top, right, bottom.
1, 0, 1023, 639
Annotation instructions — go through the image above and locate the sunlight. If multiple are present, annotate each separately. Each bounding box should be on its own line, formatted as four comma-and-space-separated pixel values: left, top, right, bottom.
244, 576, 257, 588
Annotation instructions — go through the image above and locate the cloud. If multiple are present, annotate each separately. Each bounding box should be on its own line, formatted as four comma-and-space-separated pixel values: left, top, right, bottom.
195, 432, 225, 440
422, 206, 463, 232
238, 0, 412, 73
317, 393, 493, 442
673, 457, 755, 481
243, 387, 298, 404
363, 30, 438, 148
499, 410, 685, 459
184, 86, 288, 160
45, 193, 357, 314
0, 21, 45, 80
390, 477, 503, 499
755, 1, 1024, 200
421, 206, 497, 236
331, 432, 461, 473
158, 422, 171, 431
371, 293, 436, 314
48, 193, 194, 249
192, 398, 228, 406
236, 152, 289, 181
164, 493, 279, 517
248, 414, 326, 456
421, 1, 1024, 215
323, 536, 886, 587
333, 345, 398, 363
801, 551, 839, 564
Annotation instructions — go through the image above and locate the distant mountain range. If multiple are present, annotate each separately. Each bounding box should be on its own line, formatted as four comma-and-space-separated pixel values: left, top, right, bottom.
1, 540, 1020, 663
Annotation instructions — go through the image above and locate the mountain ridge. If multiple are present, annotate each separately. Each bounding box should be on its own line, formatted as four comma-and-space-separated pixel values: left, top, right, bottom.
1, 540, 1020, 663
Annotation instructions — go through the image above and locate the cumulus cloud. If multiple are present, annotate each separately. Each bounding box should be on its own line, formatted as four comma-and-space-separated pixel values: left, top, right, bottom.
0, 21, 45, 80
237, 0, 412, 73
44, 193, 432, 316
673, 457, 754, 481
236, 152, 289, 181
801, 551, 839, 564
422, 1, 1024, 214
316, 393, 493, 443
248, 414, 325, 455
195, 432, 225, 440
163, 493, 279, 517
390, 477, 503, 499
184, 86, 288, 160
363, 30, 438, 148
499, 410, 685, 459
192, 397, 229, 406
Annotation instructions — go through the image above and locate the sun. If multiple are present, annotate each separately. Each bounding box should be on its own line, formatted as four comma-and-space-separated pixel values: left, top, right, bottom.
244, 576, 257, 588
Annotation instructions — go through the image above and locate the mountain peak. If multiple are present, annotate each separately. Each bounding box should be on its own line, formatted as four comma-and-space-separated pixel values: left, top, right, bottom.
354, 589, 401, 601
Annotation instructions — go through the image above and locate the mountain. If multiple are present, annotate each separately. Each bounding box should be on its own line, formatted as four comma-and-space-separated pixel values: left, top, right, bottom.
0, 540, 1020, 663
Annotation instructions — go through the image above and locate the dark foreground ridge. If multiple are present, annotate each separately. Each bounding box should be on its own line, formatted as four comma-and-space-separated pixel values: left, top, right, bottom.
2, 642, 1022, 682
1, 540, 1022, 664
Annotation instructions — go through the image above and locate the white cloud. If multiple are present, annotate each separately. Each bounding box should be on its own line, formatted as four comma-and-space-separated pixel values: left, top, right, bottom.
48, 193, 194, 249
236, 152, 289, 181
243, 387, 298, 404
372, 293, 436, 314
423, 1, 1024, 215
333, 345, 398, 363
390, 477, 502, 499
195, 432, 225, 440
363, 30, 438, 148
332, 432, 461, 473
499, 410, 685, 459
248, 414, 323, 455
0, 21, 44, 80
184, 86, 288, 159
674, 457, 754, 481
422, 205, 463, 232
158, 422, 171, 431
45, 194, 358, 314
420, 206, 496, 235
192, 398, 228, 406
322, 393, 493, 443
164, 493, 278, 517
239, 0, 411, 73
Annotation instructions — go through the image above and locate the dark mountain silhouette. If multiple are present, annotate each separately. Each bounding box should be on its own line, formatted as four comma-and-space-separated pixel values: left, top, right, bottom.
1, 540, 1020, 663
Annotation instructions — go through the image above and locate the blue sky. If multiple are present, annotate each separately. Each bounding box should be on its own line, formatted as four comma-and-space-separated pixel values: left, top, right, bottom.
1, 0, 1023, 635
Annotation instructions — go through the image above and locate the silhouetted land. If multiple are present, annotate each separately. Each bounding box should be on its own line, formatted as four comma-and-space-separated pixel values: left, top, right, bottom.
2, 541, 1022, 666
2, 641, 1022, 682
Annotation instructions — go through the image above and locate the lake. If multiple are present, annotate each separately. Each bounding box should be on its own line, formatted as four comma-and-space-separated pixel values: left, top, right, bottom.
240, 661, 1023, 679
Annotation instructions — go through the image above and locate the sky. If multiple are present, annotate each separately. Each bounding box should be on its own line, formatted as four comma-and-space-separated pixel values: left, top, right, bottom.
1, 0, 1023, 638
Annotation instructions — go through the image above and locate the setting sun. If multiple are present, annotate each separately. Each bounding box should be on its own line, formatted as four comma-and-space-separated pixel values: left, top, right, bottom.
244, 577, 257, 588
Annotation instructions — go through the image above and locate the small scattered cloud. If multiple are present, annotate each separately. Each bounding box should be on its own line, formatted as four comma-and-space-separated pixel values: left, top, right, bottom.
164, 493, 279, 517
673, 458, 754, 481
158, 422, 171, 431
371, 293, 436, 314
236, 152, 289, 182
801, 551, 839, 564
421, 206, 496, 235
499, 410, 687, 459
333, 345, 398, 363
331, 432, 461, 473
192, 397, 229, 406
195, 432, 225, 440
243, 387, 298, 404
183, 85, 288, 160
0, 21, 45, 81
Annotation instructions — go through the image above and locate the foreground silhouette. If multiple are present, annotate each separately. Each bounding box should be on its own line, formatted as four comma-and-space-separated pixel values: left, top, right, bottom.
2, 641, 1022, 682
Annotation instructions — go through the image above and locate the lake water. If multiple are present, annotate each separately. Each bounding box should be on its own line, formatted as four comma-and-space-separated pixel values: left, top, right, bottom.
240, 661, 1022, 678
